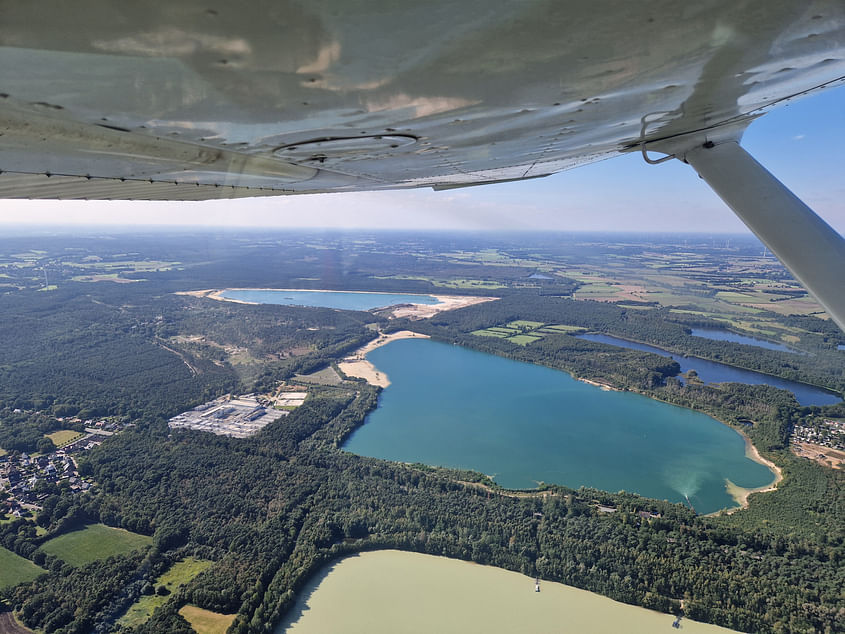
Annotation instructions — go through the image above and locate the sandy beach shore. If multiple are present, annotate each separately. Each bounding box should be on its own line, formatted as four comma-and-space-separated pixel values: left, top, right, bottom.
577, 378, 616, 391
720, 435, 783, 513
385, 294, 497, 319
174, 289, 260, 305
337, 331, 430, 387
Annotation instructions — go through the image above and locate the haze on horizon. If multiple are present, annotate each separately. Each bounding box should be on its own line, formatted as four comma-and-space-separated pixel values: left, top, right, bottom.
1, 87, 842, 235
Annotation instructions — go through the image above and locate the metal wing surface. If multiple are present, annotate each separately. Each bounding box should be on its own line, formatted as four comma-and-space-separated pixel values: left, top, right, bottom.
1, 0, 843, 199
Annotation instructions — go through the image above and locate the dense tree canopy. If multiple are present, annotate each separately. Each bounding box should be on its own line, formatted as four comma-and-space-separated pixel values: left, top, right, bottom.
0, 232, 842, 634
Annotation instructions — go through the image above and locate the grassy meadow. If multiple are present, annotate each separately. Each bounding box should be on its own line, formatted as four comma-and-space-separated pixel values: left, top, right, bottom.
178, 605, 236, 634
0, 546, 45, 589
38, 524, 152, 566
118, 558, 213, 628
45, 429, 84, 446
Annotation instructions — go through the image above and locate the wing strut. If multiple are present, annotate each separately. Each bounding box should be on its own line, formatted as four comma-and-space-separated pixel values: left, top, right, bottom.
675, 140, 845, 332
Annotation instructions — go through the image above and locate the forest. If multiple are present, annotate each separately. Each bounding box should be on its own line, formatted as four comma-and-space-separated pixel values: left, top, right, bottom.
0, 231, 843, 634
2, 387, 841, 634
410, 293, 845, 393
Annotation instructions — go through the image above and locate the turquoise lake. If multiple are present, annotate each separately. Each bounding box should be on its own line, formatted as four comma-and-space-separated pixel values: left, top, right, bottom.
343, 339, 775, 515
219, 289, 440, 311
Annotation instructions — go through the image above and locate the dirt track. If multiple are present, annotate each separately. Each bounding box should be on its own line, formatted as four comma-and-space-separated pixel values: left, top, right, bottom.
0, 611, 32, 634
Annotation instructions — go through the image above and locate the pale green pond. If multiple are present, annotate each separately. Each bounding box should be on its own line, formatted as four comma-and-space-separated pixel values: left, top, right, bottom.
277, 550, 737, 633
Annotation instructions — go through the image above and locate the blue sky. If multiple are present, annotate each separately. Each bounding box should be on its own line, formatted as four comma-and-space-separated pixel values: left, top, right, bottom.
1, 85, 843, 234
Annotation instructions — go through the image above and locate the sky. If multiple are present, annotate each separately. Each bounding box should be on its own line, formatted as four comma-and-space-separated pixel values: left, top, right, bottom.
1, 86, 843, 234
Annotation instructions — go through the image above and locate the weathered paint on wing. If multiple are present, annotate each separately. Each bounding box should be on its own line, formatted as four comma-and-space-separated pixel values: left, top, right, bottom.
0, 0, 843, 198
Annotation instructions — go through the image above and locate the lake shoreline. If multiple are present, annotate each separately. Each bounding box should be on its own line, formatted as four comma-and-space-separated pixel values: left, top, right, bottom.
577, 377, 617, 391
578, 332, 841, 403
276, 550, 737, 633
384, 294, 497, 319
338, 331, 431, 387
177, 288, 497, 317
717, 434, 783, 514
348, 337, 775, 514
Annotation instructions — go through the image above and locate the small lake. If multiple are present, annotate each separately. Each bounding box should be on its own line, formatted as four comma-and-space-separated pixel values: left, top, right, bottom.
218, 289, 440, 311
277, 550, 737, 633
690, 328, 795, 353
577, 334, 841, 406
344, 339, 775, 515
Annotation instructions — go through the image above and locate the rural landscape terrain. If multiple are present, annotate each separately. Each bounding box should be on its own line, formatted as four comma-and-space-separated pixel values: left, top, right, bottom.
0, 229, 843, 634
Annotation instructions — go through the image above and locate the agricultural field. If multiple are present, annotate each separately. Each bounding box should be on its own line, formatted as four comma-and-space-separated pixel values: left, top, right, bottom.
295, 366, 343, 385
471, 321, 582, 346
556, 244, 829, 343
0, 547, 45, 590
37, 524, 152, 567
538, 324, 587, 334
118, 558, 213, 628
44, 429, 83, 447
178, 605, 236, 634
507, 320, 545, 329
507, 334, 543, 345
65, 259, 181, 273
70, 273, 140, 283
442, 248, 536, 267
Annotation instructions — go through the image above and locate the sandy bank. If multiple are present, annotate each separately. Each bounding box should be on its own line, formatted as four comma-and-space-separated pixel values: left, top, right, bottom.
175, 289, 213, 298
577, 378, 617, 391
385, 294, 498, 319
338, 331, 430, 387
174, 289, 259, 305
719, 435, 783, 514
179, 289, 498, 317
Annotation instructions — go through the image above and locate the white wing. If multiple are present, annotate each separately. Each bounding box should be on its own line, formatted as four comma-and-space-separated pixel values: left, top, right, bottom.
0, 0, 842, 197
1, 1, 844, 326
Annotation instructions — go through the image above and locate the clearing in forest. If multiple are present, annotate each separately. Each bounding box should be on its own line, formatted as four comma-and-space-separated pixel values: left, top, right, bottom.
178, 605, 236, 634
471, 321, 583, 345
118, 558, 213, 628
38, 524, 152, 566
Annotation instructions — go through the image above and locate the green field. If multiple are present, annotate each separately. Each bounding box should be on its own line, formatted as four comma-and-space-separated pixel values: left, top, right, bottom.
0, 546, 45, 589
506, 320, 545, 329
436, 278, 505, 289
118, 558, 213, 628
295, 366, 342, 385
470, 329, 509, 338
472, 321, 560, 345
507, 334, 543, 345
45, 429, 84, 446
66, 259, 180, 272
178, 605, 236, 634
715, 291, 756, 302
38, 524, 152, 566
573, 283, 620, 296
539, 324, 586, 333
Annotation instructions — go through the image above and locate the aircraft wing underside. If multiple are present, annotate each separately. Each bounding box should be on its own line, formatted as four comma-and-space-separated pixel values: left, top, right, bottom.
1, 0, 844, 199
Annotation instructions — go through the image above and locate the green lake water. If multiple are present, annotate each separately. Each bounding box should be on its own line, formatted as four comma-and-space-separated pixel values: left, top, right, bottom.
277, 550, 737, 633
343, 339, 775, 514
